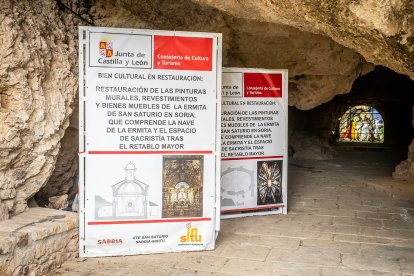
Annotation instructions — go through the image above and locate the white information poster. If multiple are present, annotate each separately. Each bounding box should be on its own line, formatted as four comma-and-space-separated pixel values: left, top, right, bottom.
220, 68, 288, 218
78, 26, 222, 257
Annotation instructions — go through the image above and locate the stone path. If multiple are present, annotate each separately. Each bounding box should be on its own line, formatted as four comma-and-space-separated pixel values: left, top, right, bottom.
57, 153, 414, 275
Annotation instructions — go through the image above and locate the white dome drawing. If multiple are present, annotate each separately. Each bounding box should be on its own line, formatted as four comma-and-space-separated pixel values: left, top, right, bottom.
111, 162, 150, 217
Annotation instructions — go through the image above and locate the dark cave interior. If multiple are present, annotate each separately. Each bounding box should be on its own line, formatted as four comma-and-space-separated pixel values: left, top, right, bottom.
289, 66, 414, 166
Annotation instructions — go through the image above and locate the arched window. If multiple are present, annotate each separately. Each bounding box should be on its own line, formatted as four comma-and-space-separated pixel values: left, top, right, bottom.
338, 105, 384, 143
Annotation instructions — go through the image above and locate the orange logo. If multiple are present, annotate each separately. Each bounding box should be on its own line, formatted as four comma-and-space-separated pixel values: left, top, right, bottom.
180, 223, 202, 243
99, 36, 113, 58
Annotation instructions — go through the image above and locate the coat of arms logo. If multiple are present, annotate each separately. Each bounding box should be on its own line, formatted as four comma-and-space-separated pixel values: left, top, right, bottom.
99, 36, 113, 58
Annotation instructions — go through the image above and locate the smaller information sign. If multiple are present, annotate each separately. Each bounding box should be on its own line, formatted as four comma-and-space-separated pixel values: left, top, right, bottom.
220, 68, 288, 218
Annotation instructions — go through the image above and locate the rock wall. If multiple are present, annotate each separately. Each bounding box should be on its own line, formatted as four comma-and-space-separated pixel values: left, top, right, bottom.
193, 0, 414, 80
290, 131, 336, 160
393, 107, 414, 182
0, 1, 79, 217
35, 103, 79, 207
393, 140, 414, 181
108, 0, 375, 110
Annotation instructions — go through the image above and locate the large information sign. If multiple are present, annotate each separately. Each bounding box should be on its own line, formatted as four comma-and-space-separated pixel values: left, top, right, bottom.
220, 68, 288, 218
78, 27, 222, 257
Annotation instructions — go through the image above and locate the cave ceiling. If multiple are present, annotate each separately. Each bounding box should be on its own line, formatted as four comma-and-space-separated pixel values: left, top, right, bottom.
88, 0, 414, 109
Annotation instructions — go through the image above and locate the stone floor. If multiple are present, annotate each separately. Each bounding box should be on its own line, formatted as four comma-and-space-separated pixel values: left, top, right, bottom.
56, 152, 414, 275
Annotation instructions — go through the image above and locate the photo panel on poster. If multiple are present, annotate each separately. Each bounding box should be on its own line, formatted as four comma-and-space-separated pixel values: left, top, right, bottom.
221, 160, 256, 209
256, 160, 283, 206
162, 155, 204, 218
90, 156, 163, 221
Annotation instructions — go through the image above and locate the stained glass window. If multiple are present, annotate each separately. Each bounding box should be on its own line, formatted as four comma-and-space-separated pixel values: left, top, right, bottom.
338, 105, 384, 143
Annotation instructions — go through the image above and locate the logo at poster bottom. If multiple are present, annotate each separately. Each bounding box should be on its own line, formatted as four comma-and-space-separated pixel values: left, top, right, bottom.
179, 223, 202, 243
97, 238, 123, 246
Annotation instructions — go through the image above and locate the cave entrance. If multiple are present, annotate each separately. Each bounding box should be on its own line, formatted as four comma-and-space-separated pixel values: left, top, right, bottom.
290, 66, 414, 178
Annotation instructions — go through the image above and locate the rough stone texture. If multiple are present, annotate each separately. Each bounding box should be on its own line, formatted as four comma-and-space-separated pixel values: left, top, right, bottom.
222, 19, 374, 110
97, 0, 374, 110
393, 140, 414, 182
36, 103, 79, 208
0, 201, 8, 221
0, 207, 78, 276
56, 153, 414, 275
393, 107, 414, 183
48, 194, 69, 209
290, 131, 336, 160
0, 1, 78, 217
192, 0, 414, 80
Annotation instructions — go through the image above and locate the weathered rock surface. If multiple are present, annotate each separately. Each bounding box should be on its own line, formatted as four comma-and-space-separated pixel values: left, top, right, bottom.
101, 0, 374, 110
225, 20, 374, 110
393, 107, 414, 183
48, 194, 69, 209
0, 201, 8, 221
36, 103, 79, 207
0, 1, 78, 217
0, 208, 78, 275
192, 0, 414, 80
290, 131, 336, 160
393, 141, 414, 182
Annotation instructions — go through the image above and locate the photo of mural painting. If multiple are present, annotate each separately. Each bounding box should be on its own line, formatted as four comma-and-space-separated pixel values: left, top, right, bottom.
162, 156, 203, 218
257, 160, 283, 205
338, 105, 384, 143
